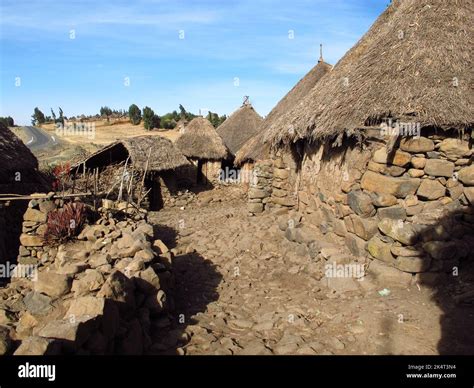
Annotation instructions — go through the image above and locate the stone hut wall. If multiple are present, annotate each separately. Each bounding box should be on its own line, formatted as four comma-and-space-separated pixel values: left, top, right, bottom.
203, 160, 222, 185
247, 160, 273, 214
261, 131, 474, 275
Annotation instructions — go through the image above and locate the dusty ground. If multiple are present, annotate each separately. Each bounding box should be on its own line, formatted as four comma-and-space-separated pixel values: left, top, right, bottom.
147, 186, 474, 355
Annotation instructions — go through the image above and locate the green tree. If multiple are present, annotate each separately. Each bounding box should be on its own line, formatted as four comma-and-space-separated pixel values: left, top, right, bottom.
31, 107, 46, 125
142, 106, 160, 130
51, 108, 57, 123
100, 106, 113, 122
179, 104, 187, 119
128, 104, 142, 125
206, 111, 221, 128
0, 116, 14, 126
58, 107, 65, 125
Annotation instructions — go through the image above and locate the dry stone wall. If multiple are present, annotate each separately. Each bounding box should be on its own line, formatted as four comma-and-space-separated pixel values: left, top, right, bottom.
247, 160, 273, 215
0, 198, 174, 355
253, 132, 474, 276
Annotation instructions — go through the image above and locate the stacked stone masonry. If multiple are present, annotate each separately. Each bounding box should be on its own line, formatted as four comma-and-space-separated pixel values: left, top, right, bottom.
0, 197, 174, 355
251, 133, 474, 275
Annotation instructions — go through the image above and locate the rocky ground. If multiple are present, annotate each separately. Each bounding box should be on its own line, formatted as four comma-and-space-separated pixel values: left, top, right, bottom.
149, 186, 474, 355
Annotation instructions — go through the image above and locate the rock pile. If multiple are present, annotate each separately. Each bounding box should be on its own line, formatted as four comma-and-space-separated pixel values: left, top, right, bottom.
0, 199, 174, 355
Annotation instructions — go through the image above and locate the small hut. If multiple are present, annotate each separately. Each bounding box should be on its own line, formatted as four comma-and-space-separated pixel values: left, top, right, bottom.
74, 136, 190, 210
0, 123, 47, 264
217, 100, 263, 159
260, 0, 473, 274
175, 117, 229, 185
234, 48, 332, 195
235, 48, 332, 169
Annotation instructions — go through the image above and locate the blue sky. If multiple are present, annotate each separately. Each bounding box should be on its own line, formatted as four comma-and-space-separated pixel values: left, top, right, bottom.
0, 0, 388, 125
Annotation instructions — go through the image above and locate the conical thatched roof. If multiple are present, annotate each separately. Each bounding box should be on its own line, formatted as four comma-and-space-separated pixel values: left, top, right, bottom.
176, 117, 229, 160
217, 103, 263, 156
0, 123, 38, 182
234, 60, 332, 165
74, 135, 190, 172
266, 0, 474, 147
0, 123, 48, 194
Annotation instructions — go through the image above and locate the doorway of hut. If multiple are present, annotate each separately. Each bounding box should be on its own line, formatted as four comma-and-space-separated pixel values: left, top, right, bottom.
220, 158, 239, 183
145, 175, 164, 211
196, 160, 204, 184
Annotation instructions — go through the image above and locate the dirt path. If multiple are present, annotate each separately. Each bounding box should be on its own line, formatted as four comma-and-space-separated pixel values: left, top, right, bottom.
148, 187, 473, 355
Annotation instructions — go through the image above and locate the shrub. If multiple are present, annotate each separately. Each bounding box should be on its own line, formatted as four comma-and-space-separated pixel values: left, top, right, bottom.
44, 202, 86, 244
143, 106, 158, 130
129, 104, 142, 125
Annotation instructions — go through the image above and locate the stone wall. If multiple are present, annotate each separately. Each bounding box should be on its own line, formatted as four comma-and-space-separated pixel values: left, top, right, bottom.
255, 131, 474, 276
203, 160, 222, 185
17, 194, 57, 266
0, 199, 174, 355
247, 160, 273, 215
0, 204, 6, 264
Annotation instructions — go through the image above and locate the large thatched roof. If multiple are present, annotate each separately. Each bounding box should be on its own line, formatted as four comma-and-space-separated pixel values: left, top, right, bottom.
176, 117, 229, 160
235, 60, 332, 165
0, 123, 38, 181
266, 0, 474, 147
217, 103, 263, 156
75, 136, 190, 172
0, 123, 48, 194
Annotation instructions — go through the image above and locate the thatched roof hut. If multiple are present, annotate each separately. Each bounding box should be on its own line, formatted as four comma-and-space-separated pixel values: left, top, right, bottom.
266, 0, 473, 147
0, 123, 41, 191
217, 103, 263, 157
235, 57, 332, 165
74, 135, 190, 172
176, 117, 229, 160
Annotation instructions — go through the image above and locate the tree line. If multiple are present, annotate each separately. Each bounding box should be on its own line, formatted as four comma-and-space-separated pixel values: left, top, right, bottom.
29, 104, 227, 130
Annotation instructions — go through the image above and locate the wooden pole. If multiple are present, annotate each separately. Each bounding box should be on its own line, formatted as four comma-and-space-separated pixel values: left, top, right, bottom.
118, 156, 130, 202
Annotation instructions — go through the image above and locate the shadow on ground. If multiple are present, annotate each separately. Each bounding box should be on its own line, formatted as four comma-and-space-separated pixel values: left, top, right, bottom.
148, 223, 222, 354
416, 205, 474, 355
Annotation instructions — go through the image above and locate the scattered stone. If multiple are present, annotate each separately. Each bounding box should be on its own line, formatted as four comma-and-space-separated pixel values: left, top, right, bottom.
23, 291, 53, 316
14, 336, 61, 355
34, 272, 71, 298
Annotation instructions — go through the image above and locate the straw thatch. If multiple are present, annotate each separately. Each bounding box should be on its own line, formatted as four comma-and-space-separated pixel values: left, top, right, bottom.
266, 0, 474, 147
217, 103, 263, 156
0, 123, 39, 182
176, 117, 229, 160
74, 135, 190, 172
235, 60, 332, 165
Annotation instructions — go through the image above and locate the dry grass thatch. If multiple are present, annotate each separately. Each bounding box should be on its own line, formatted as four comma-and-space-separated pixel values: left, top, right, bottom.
265, 0, 474, 147
176, 117, 229, 160
0, 123, 39, 181
234, 60, 332, 165
74, 135, 190, 172
217, 103, 263, 156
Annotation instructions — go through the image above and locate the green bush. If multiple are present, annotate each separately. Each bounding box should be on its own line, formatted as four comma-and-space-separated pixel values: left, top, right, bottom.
129, 104, 142, 125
